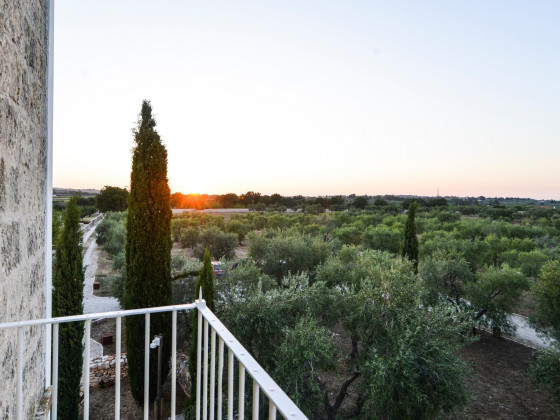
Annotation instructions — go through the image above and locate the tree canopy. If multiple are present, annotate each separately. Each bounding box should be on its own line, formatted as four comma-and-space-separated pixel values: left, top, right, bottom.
96, 185, 129, 212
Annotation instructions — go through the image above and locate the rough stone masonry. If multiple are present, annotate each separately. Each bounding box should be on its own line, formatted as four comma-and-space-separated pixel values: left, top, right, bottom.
0, 1, 49, 419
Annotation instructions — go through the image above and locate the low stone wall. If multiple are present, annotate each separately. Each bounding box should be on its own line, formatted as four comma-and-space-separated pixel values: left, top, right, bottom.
86, 351, 191, 398
88, 354, 128, 388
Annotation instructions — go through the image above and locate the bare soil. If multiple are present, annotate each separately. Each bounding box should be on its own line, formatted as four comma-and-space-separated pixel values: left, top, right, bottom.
443, 331, 560, 419
87, 373, 187, 420
91, 318, 126, 356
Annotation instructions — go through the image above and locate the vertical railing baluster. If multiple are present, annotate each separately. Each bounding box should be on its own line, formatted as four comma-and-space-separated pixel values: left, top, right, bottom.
144, 313, 150, 420
203, 319, 209, 420
84, 320, 91, 420
228, 349, 234, 420
171, 310, 177, 420
52, 323, 59, 420
210, 327, 216, 420
196, 308, 202, 420
16, 327, 23, 420
268, 401, 276, 420
252, 381, 259, 420
239, 365, 245, 420
217, 338, 224, 420
115, 316, 121, 420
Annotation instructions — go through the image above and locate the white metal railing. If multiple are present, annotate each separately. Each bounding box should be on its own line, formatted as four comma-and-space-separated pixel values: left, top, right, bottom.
0, 294, 307, 420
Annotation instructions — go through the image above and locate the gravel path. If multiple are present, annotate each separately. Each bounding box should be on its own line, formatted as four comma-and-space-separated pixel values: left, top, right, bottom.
83, 238, 121, 314
508, 313, 555, 349
82, 223, 121, 359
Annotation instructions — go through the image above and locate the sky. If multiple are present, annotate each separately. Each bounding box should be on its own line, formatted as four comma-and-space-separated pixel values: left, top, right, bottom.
53, 1, 560, 199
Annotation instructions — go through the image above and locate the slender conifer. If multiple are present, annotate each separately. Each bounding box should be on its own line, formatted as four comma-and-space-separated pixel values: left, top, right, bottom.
52, 197, 84, 420
401, 201, 419, 273
124, 100, 172, 403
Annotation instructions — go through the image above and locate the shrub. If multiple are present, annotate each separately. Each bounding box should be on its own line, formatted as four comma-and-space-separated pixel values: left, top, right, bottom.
529, 348, 560, 403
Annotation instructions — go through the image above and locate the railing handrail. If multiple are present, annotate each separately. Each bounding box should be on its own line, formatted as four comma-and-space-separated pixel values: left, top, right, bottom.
0, 302, 197, 330
1, 299, 308, 419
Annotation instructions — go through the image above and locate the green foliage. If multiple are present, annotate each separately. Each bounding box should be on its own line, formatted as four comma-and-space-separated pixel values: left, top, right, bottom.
217, 260, 276, 305
353, 196, 369, 209
315, 255, 354, 288
530, 260, 560, 342
192, 227, 237, 260
420, 249, 474, 305
362, 225, 401, 254
76, 196, 96, 207
226, 219, 249, 245
52, 197, 84, 420
361, 305, 470, 419
79, 205, 97, 218
194, 248, 215, 311
124, 101, 172, 403
179, 226, 200, 249
466, 264, 529, 335
109, 268, 126, 302
332, 225, 361, 245
220, 261, 470, 419
529, 348, 560, 404
171, 217, 191, 241
273, 317, 338, 415
401, 202, 419, 272
95, 211, 127, 248
52, 209, 63, 244
248, 231, 331, 284
96, 185, 129, 212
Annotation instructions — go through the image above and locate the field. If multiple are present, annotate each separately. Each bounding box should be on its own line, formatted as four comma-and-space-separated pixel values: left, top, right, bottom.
445, 332, 559, 419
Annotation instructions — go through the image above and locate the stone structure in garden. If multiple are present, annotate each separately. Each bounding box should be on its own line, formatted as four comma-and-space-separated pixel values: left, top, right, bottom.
0, 1, 50, 418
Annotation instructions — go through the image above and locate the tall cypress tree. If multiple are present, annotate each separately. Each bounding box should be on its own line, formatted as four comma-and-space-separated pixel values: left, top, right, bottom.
401, 201, 419, 273
125, 100, 172, 403
52, 197, 84, 420
188, 247, 215, 405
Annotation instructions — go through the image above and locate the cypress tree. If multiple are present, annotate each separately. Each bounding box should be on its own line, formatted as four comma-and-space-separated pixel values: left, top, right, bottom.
401, 201, 419, 273
188, 247, 215, 405
124, 100, 172, 403
52, 197, 84, 420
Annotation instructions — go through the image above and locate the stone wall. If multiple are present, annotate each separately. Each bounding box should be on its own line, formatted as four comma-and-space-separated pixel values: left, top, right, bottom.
0, 1, 49, 418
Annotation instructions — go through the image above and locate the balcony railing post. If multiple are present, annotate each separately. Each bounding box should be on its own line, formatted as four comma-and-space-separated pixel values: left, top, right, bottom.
84, 320, 91, 420
52, 323, 59, 420
210, 327, 216, 420
269, 401, 276, 420
204, 319, 209, 420
196, 292, 203, 420
144, 313, 150, 420
252, 381, 259, 420
171, 310, 177, 420
115, 316, 121, 420
228, 349, 234, 419
218, 337, 224, 420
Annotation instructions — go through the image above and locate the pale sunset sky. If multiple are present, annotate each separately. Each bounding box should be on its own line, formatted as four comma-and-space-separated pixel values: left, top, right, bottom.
54, 1, 560, 199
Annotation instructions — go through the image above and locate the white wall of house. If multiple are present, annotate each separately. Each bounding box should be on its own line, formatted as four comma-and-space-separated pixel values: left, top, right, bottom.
0, 1, 50, 418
